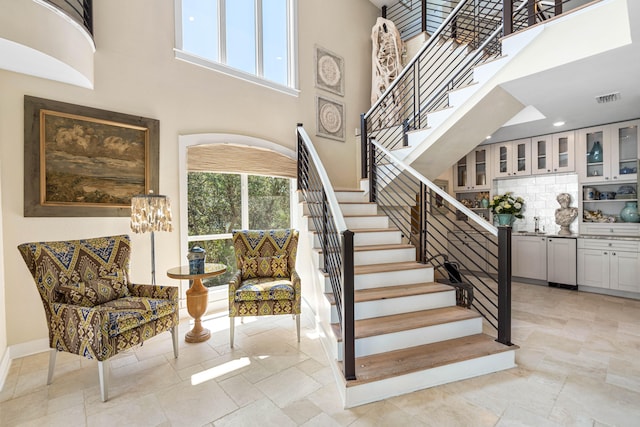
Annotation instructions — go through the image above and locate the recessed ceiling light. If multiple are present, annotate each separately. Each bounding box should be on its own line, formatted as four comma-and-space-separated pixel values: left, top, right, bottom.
553, 121, 565, 127
485, 135, 491, 140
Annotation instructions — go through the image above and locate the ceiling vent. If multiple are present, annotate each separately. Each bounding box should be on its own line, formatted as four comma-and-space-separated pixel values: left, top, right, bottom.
595, 92, 621, 104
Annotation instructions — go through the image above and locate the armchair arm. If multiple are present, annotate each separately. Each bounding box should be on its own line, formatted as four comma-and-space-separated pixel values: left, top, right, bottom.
128, 283, 179, 303
48, 302, 110, 360
291, 269, 301, 314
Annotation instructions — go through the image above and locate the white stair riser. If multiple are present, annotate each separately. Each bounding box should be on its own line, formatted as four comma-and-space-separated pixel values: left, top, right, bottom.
335, 191, 367, 203
343, 350, 517, 408
299, 199, 376, 216
336, 317, 482, 360
354, 247, 416, 266
354, 267, 434, 290
407, 129, 431, 147
311, 230, 403, 248
424, 108, 454, 130
448, 84, 479, 107
307, 215, 389, 231
339, 203, 378, 216
472, 56, 511, 84
317, 246, 416, 267
323, 267, 434, 293
328, 290, 456, 323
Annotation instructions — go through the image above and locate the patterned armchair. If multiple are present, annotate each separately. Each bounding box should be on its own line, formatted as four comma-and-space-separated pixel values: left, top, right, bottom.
17, 234, 179, 402
229, 229, 300, 347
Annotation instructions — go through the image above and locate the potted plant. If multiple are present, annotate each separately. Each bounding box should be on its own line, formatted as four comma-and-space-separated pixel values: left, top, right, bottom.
489, 192, 524, 226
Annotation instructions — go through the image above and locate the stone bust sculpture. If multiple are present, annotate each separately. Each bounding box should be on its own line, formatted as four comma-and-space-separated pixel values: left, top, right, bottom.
555, 193, 578, 235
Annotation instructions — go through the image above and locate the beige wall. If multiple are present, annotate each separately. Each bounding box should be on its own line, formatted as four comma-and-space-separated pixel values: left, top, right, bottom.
0, 0, 378, 350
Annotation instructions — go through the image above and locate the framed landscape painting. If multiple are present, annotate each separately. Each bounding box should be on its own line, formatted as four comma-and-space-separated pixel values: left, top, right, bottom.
24, 96, 159, 217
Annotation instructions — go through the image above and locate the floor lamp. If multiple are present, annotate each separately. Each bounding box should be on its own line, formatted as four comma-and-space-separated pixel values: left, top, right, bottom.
130, 191, 173, 285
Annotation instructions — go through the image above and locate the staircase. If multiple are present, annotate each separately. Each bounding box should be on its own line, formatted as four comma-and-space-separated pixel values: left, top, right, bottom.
368, 0, 630, 181
298, 188, 517, 408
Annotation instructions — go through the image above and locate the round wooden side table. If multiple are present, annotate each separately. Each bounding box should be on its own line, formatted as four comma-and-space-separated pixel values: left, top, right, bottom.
167, 263, 226, 343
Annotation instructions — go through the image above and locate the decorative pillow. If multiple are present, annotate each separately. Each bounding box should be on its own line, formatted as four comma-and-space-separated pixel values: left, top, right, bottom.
57, 272, 130, 307
241, 255, 289, 280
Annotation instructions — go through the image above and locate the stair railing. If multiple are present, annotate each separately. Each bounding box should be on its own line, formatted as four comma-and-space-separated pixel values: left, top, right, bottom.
361, 0, 548, 180
296, 125, 356, 380
362, 0, 505, 178
368, 138, 513, 345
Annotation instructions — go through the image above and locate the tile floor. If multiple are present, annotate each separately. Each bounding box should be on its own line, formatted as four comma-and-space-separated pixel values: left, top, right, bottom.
1, 282, 640, 426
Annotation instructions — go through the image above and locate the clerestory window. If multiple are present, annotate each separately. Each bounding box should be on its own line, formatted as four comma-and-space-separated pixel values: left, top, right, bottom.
176, 0, 298, 95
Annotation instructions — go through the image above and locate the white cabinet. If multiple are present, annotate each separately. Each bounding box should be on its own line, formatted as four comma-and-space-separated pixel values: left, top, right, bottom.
547, 237, 577, 286
579, 182, 640, 236
532, 132, 575, 175
577, 120, 639, 183
453, 147, 491, 192
577, 238, 640, 292
512, 235, 547, 280
492, 139, 531, 178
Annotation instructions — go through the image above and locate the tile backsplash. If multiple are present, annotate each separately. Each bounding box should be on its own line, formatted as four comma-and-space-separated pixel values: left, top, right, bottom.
494, 173, 579, 234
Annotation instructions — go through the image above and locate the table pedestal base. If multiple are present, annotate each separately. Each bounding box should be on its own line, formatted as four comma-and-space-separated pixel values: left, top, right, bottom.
185, 278, 210, 343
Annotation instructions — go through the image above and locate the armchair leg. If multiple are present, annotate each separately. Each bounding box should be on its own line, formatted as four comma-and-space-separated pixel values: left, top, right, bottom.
47, 349, 56, 385
171, 325, 179, 358
296, 314, 300, 343
98, 360, 110, 402
230, 317, 235, 348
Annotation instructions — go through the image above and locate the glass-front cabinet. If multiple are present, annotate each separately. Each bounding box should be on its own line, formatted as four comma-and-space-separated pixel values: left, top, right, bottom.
532, 132, 575, 175
453, 147, 491, 191
577, 120, 639, 183
492, 139, 531, 178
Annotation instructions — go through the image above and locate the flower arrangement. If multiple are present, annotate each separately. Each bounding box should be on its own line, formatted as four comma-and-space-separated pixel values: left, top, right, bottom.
489, 192, 524, 218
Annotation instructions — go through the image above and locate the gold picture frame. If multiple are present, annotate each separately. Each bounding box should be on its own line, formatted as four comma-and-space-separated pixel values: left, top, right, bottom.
24, 96, 159, 217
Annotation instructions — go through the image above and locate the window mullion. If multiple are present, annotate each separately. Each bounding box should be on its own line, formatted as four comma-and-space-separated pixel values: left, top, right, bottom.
219, 0, 226, 63
241, 174, 249, 229
256, 0, 263, 77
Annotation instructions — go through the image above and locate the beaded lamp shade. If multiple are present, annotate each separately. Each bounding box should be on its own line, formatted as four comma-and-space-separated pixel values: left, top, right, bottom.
130, 191, 173, 284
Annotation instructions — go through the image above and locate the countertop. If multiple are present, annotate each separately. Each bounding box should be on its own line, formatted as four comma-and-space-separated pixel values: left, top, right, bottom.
514, 231, 640, 241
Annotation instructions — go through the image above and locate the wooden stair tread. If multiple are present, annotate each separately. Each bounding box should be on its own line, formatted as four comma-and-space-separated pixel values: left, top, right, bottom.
315, 243, 413, 255
324, 282, 453, 305
334, 188, 364, 192
354, 307, 480, 339
339, 334, 518, 387
331, 306, 480, 340
354, 283, 454, 303
354, 261, 430, 275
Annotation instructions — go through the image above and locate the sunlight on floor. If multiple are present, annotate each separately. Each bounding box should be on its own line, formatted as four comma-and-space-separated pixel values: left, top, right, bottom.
190, 357, 251, 385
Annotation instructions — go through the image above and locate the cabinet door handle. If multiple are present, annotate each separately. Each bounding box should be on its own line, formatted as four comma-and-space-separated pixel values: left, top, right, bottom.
604, 252, 608, 255
612, 252, 616, 256
613, 176, 618, 180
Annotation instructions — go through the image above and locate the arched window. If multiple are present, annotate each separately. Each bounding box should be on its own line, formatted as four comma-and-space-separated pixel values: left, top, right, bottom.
176, 0, 298, 94
178, 134, 297, 291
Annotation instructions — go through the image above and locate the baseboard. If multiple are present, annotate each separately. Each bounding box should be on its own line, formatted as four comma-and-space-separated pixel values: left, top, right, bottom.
9, 338, 49, 359
0, 348, 11, 392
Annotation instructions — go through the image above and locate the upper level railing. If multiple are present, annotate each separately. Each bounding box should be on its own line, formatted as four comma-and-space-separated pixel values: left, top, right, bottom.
368, 138, 513, 344
41, 0, 93, 36
387, 1, 576, 43
297, 125, 356, 381
362, 0, 576, 180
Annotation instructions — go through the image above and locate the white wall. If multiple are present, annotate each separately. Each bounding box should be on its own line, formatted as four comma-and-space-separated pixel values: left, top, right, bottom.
0, 0, 378, 350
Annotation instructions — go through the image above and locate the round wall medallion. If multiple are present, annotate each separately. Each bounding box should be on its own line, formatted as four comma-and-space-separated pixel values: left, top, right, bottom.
318, 55, 341, 87
319, 103, 342, 133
